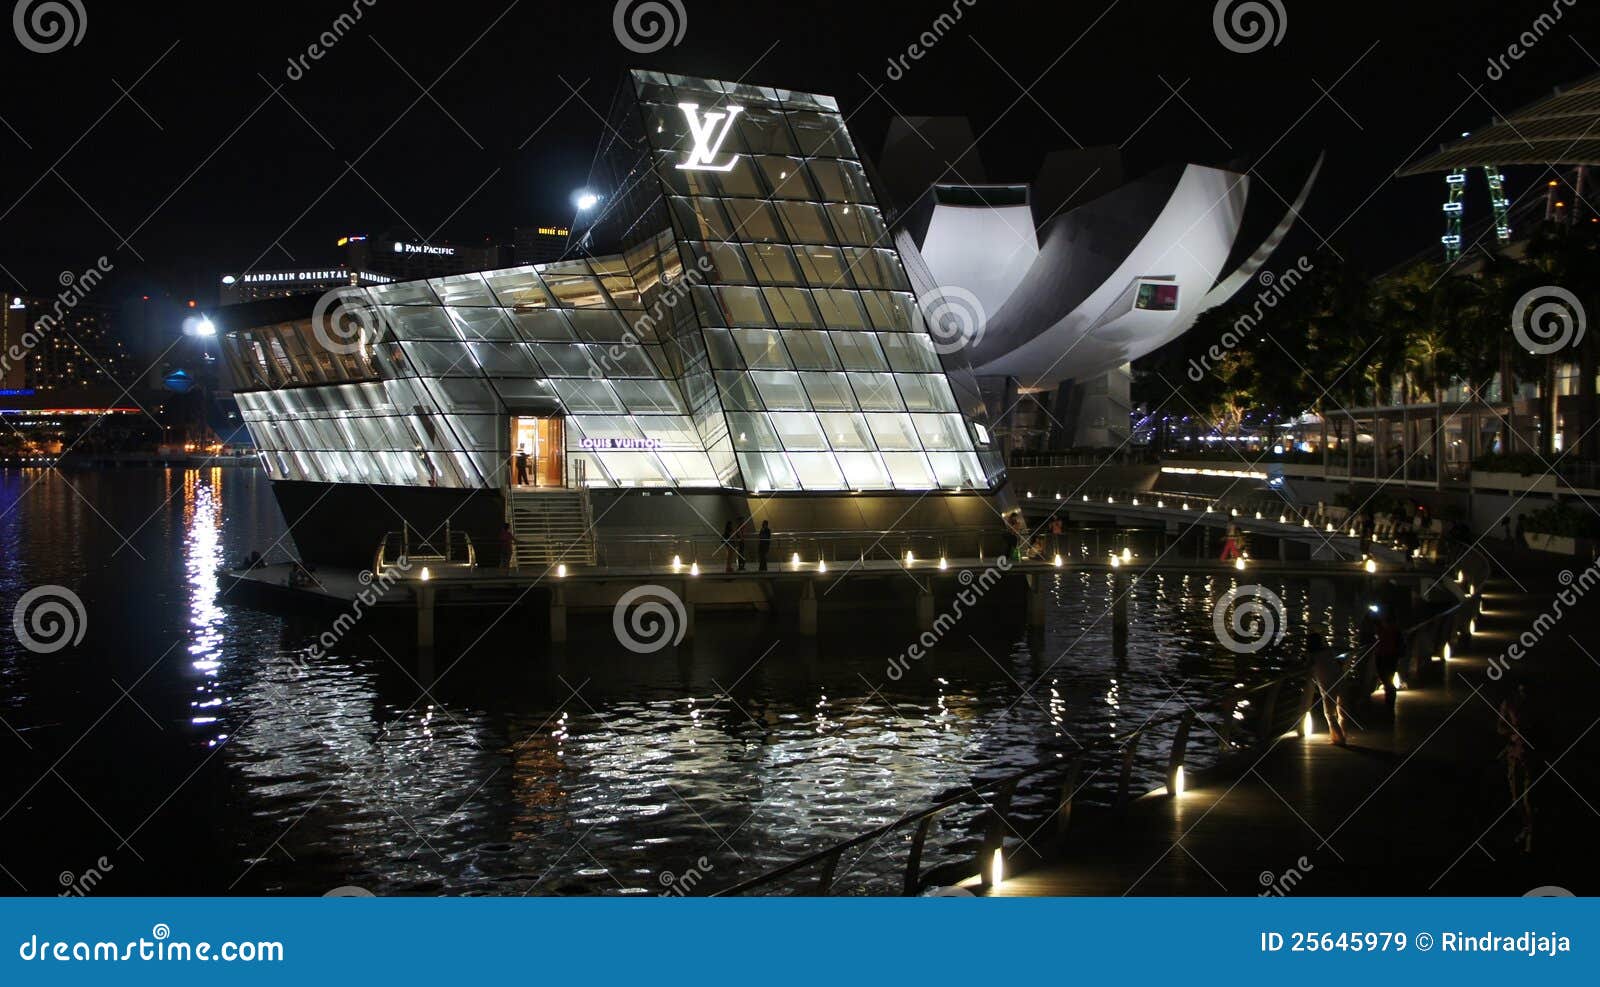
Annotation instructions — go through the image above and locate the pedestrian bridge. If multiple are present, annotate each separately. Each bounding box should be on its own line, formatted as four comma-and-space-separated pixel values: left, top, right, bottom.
1018, 488, 1422, 566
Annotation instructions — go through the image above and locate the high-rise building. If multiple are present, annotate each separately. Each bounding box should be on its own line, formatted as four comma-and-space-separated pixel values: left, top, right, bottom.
513, 224, 570, 265
1, 293, 130, 392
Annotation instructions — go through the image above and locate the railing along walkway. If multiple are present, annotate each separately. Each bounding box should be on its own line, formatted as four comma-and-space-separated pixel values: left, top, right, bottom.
715, 550, 1490, 897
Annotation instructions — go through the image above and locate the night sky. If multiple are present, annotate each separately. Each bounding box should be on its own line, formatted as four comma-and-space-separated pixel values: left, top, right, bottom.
1, 0, 1595, 315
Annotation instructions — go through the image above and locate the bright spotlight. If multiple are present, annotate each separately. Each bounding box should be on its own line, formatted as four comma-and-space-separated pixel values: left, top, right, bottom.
574, 190, 600, 210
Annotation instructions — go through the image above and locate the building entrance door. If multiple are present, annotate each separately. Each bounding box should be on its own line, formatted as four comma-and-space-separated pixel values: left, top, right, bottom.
510, 415, 565, 488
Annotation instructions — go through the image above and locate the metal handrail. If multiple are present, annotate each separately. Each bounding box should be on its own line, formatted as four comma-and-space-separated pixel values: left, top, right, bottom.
592, 526, 1008, 570
713, 665, 1321, 897
372, 523, 476, 573
716, 547, 1491, 897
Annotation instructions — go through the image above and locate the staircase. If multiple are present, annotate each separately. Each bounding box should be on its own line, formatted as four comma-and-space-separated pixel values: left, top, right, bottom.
506, 489, 595, 569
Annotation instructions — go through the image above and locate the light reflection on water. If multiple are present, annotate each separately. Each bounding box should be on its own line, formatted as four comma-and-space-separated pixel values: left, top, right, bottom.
0, 469, 1365, 896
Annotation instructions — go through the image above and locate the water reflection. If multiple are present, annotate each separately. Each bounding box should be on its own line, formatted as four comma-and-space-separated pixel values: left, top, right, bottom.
182, 469, 228, 744
3, 470, 1373, 896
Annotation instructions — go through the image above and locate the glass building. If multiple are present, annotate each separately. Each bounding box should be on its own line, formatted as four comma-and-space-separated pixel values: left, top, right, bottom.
220, 71, 1006, 565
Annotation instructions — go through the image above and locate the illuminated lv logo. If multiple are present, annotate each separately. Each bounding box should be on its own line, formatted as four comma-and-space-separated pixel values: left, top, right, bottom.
674, 102, 743, 172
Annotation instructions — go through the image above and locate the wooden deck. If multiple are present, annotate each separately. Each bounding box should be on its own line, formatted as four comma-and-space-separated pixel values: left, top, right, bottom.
987, 550, 1587, 896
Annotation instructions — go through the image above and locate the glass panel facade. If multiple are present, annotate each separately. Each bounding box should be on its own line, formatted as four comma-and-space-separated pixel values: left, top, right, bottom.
226, 71, 1000, 494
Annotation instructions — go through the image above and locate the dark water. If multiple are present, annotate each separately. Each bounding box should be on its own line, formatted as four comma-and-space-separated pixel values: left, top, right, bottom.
0, 468, 1367, 896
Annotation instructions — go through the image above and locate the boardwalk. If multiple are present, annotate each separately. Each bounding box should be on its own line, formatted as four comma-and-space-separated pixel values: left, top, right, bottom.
989, 547, 1592, 897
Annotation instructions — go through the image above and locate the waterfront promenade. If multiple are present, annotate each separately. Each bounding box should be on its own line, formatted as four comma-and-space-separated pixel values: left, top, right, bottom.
989, 545, 1593, 897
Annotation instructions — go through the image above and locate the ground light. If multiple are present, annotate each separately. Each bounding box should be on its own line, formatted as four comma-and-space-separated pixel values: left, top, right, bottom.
990, 848, 1004, 886
1053, 554, 1063, 568
1109, 553, 1122, 568
557, 564, 566, 578
1121, 547, 1132, 563
1170, 764, 1186, 796
671, 555, 682, 572
420, 567, 430, 581
1235, 557, 1246, 571
689, 562, 700, 576
1364, 558, 1377, 574
938, 557, 948, 570
1303, 711, 1315, 736
817, 560, 827, 573
791, 552, 801, 570
905, 550, 915, 566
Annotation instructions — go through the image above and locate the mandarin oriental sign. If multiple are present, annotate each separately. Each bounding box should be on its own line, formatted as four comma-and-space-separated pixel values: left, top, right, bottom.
674, 102, 743, 172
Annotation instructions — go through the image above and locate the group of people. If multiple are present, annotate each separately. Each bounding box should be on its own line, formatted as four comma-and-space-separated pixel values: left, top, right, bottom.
1001, 513, 1060, 561
721, 516, 773, 572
